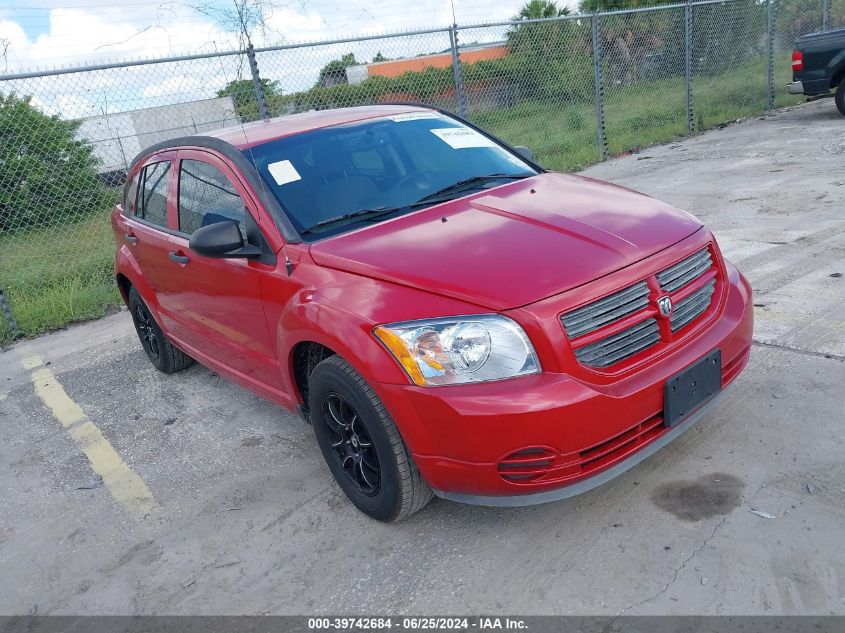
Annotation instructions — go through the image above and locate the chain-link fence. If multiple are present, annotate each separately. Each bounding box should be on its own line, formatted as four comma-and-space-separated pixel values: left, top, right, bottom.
834, 0, 845, 27
0, 0, 838, 341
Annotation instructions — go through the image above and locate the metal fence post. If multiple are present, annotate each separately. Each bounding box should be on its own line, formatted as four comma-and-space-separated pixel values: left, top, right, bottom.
823, 0, 830, 30
449, 25, 467, 117
246, 44, 270, 121
0, 289, 23, 340
767, 0, 775, 111
591, 13, 608, 161
685, 0, 694, 134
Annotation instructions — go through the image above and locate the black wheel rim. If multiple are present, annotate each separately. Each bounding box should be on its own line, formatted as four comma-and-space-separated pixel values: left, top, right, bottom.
134, 303, 160, 359
322, 394, 380, 496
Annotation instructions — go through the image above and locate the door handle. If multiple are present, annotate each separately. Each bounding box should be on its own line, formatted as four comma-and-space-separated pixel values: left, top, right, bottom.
168, 251, 190, 265
124, 233, 139, 245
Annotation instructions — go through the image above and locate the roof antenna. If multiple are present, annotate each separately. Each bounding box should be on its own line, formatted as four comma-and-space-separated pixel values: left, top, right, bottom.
285, 252, 294, 276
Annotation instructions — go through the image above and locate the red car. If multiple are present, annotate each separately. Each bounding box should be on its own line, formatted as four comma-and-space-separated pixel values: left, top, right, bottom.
112, 105, 753, 521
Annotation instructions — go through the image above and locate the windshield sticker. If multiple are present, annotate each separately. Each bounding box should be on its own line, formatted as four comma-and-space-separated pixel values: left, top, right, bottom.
430, 127, 498, 149
390, 112, 442, 122
267, 160, 301, 186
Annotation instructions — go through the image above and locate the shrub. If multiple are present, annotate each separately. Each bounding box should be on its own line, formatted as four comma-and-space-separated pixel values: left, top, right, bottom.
0, 93, 110, 235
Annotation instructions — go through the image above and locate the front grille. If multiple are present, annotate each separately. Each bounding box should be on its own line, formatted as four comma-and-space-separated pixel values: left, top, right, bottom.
670, 279, 716, 332
560, 281, 649, 338
560, 244, 719, 370
573, 318, 660, 368
657, 248, 712, 292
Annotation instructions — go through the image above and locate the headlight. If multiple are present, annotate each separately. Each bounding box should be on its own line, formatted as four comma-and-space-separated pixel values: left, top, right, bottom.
373, 314, 540, 386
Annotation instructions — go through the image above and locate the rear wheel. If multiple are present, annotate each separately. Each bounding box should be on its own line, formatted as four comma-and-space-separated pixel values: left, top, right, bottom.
309, 355, 433, 521
128, 287, 193, 374
836, 82, 845, 116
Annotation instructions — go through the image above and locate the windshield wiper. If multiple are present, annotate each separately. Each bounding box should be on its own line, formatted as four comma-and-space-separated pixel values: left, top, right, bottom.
301, 174, 532, 235
301, 206, 403, 234
414, 173, 532, 204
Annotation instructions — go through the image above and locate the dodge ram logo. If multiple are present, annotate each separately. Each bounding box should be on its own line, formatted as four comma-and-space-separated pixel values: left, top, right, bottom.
657, 296, 673, 317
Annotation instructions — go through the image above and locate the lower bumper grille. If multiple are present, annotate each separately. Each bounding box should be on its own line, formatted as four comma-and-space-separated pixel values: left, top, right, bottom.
496, 413, 665, 484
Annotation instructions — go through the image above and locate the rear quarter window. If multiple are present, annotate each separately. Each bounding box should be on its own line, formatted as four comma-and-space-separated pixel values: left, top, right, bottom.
123, 171, 139, 213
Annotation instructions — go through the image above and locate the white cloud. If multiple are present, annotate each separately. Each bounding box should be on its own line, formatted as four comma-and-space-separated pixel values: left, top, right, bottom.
1, 7, 239, 73
140, 75, 194, 98
0, 0, 543, 121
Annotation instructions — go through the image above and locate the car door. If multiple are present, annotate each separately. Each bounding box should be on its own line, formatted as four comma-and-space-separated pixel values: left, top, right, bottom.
123, 154, 181, 321
158, 149, 279, 389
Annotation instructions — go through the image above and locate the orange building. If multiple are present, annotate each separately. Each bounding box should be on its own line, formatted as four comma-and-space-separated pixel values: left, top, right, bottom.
346, 43, 509, 84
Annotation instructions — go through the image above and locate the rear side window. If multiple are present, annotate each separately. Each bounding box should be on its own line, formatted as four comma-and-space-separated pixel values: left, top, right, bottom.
138, 161, 171, 227
178, 159, 247, 238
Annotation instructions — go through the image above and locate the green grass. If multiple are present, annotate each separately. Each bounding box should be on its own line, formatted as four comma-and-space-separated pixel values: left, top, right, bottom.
0, 212, 121, 344
475, 58, 803, 169
0, 56, 808, 345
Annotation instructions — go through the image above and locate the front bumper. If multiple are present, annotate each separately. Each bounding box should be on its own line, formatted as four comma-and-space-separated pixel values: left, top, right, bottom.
374, 262, 753, 504
787, 80, 805, 95
436, 383, 734, 507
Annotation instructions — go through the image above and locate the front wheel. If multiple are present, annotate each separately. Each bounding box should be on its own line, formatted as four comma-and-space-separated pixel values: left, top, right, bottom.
836, 82, 845, 116
309, 355, 433, 521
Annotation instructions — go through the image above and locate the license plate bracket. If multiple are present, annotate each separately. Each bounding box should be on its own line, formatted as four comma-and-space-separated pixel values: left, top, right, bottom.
664, 349, 722, 427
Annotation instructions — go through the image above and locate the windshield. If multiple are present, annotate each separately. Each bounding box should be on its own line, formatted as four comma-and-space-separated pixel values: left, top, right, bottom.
243, 112, 538, 240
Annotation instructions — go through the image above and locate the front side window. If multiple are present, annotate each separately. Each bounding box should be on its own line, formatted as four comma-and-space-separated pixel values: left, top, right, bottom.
138, 161, 170, 227
178, 159, 246, 239
244, 112, 537, 240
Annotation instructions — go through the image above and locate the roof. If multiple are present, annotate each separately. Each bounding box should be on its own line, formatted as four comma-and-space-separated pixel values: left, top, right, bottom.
204, 104, 433, 149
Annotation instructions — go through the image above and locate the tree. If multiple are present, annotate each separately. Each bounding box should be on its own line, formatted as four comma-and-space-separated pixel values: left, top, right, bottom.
317, 53, 358, 87
190, 0, 280, 48
0, 93, 107, 234
0, 38, 9, 73
217, 77, 281, 109
507, 0, 575, 57
579, 0, 677, 10
503, 0, 591, 102
513, 0, 570, 19
372, 51, 388, 63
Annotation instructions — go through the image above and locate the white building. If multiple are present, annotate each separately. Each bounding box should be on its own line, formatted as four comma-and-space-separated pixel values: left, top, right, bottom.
76, 96, 239, 177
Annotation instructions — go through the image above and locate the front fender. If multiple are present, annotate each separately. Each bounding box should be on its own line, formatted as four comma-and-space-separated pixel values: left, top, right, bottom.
270, 259, 491, 398
277, 290, 413, 404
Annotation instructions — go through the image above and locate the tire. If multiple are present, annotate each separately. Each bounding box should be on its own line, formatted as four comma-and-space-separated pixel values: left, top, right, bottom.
309, 355, 433, 521
836, 82, 845, 116
128, 287, 194, 374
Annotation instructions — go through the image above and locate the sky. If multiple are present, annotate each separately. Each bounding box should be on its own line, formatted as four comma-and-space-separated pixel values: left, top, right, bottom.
0, 0, 533, 73
0, 1, 538, 124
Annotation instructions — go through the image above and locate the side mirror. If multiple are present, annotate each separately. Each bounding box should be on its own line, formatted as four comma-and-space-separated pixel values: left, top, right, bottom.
189, 220, 261, 259
514, 146, 534, 161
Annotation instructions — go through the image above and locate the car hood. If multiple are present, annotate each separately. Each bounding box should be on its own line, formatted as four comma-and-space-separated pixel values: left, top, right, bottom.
309, 173, 703, 310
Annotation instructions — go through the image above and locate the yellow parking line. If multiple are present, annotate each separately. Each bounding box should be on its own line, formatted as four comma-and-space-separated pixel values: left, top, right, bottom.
24, 353, 158, 519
